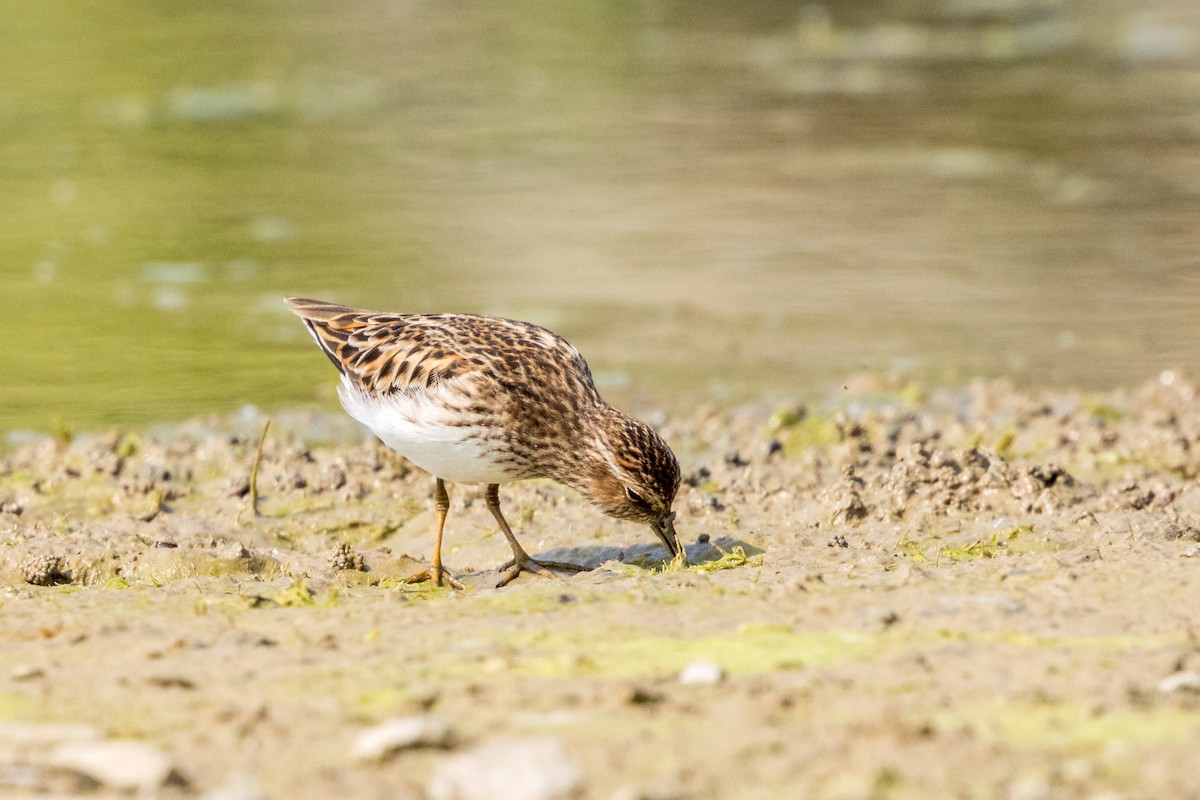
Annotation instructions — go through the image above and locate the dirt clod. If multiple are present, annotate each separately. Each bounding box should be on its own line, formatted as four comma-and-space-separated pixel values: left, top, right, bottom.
327, 542, 366, 572
20, 553, 66, 586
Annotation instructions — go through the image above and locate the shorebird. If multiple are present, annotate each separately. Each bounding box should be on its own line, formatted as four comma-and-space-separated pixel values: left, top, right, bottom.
286, 297, 684, 587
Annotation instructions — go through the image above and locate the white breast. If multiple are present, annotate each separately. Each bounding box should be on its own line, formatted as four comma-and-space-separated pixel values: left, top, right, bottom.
337, 378, 514, 485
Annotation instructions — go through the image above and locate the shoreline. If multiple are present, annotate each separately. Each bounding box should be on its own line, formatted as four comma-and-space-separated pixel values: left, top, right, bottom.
2, 373, 1199, 797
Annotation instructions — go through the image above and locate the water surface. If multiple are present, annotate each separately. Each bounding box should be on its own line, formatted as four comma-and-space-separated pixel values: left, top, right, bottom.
3, 0, 1199, 432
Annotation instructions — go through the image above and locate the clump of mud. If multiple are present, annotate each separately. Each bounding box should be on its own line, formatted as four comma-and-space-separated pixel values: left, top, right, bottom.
2, 374, 1197, 590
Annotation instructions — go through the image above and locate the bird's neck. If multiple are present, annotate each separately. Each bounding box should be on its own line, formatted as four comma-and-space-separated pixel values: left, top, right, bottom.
541, 403, 626, 494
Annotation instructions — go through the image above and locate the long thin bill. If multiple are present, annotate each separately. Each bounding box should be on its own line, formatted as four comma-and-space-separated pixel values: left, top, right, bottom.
652, 513, 688, 566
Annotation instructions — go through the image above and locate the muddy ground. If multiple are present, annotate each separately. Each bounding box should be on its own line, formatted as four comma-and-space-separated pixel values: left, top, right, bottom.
2, 375, 1200, 799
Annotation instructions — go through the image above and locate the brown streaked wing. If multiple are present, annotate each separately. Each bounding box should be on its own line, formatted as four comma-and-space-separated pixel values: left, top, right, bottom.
285, 298, 479, 396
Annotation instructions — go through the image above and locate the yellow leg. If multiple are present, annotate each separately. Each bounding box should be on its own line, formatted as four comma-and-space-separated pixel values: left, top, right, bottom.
485, 483, 585, 587
430, 478, 462, 589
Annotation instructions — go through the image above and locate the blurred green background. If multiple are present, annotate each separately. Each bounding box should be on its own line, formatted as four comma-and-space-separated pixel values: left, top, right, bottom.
3, 0, 1199, 433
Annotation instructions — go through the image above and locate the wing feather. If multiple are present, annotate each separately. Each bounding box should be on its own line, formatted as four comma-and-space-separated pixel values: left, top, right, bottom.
285, 297, 476, 396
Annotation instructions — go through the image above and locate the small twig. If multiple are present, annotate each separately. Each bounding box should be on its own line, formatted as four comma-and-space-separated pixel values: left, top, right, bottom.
250, 419, 271, 515
241, 419, 271, 522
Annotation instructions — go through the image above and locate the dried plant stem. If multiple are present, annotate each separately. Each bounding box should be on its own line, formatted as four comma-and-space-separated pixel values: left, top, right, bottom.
246, 419, 271, 521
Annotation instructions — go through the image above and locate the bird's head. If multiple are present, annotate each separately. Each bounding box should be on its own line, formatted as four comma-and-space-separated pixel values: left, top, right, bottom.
582, 412, 685, 561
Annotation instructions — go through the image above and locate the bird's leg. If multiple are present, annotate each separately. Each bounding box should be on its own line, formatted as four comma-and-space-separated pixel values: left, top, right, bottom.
485, 483, 586, 587
427, 478, 463, 589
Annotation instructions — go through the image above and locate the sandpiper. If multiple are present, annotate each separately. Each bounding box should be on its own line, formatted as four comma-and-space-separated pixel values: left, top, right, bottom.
286, 297, 685, 587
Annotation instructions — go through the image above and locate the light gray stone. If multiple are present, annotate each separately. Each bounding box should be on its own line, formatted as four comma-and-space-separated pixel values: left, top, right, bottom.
352, 716, 454, 762
1156, 671, 1200, 694
49, 740, 180, 792
679, 661, 725, 685
428, 737, 581, 800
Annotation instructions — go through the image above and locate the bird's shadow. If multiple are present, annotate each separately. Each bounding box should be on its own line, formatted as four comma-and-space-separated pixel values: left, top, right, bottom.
533, 534, 763, 573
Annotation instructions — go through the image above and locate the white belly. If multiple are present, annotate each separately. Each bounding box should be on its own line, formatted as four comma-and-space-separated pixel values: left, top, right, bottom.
337, 378, 512, 484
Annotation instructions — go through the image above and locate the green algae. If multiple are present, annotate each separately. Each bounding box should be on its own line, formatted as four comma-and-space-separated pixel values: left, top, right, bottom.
940, 534, 1011, 561
320, 623, 891, 710
0, 692, 38, 720
351, 687, 420, 716
771, 407, 840, 457
506, 623, 884, 678
269, 577, 321, 607
464, 586, 601, 615
894, 532, 929, 563
1084, 403, 1126, 426
995, 428, 1017, 459
897, 382, 928, 407
931, 631, 1173, 650
268, 624, 1191, 739
897, 526, 1056, 564
933, 701, 1198, 750
782, 416, 841, 457
771, 406, 808, 429
944, 526, 1059, 560
691, 545, 763, 573
115, 433, 140, 459
492, 625, 1177, 683
118, 549, 284, 586
503, 627, 1177, 682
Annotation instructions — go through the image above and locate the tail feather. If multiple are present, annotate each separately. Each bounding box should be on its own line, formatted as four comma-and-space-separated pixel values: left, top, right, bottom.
284, 297, 361, 375
285, 296, 364, 321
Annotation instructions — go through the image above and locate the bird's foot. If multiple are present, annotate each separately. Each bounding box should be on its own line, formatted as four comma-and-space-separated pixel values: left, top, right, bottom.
406, 565, 464, 590
495, 555, 587, 588
436, 567, 465, 590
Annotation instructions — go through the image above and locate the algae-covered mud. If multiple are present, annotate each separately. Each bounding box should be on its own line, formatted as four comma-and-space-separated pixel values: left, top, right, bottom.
3, 375, 1200, 798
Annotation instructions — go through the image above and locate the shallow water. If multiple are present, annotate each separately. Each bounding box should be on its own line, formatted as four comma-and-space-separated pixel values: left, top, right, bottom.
3, 0, 1199, 433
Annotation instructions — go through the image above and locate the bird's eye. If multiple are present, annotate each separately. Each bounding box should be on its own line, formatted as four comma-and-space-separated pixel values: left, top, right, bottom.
625, 487, 646, 506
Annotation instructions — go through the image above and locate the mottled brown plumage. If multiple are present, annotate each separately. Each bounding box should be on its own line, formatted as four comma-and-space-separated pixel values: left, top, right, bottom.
286, 297, 684, 587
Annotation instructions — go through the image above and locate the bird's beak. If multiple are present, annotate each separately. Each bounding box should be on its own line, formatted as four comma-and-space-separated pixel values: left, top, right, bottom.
650, 511, 688, 566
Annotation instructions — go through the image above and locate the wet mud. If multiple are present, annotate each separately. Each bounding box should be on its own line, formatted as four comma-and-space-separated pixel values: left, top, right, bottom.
2, 375, 1200, 798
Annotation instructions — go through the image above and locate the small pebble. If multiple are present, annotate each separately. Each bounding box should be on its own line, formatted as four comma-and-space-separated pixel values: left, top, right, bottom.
200, 772, 272, 800
50, 740, 183, 792
627, 687, 664, 705
10, 665, 44, 681
679, 661, 725, 685
1156, 671, 1200, 694
428, 737, 581, 800
352, 716, 454, 761
723, 449, 750, 467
